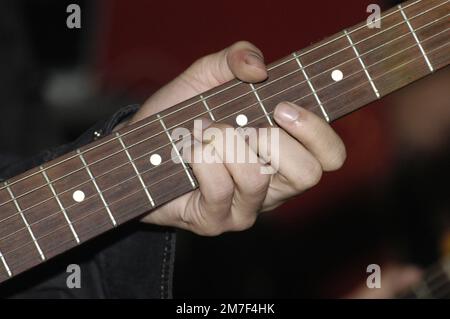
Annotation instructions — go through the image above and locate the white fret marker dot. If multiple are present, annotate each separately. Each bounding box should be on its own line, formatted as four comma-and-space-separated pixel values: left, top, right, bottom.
236, 114, 248, 127
331, 70, 344, 82
150, 154, 162, 166
73, 190, 85, 203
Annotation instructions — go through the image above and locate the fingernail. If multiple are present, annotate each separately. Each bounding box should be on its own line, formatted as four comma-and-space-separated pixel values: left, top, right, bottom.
274, 102, 300, 122
244, 52, 265, 69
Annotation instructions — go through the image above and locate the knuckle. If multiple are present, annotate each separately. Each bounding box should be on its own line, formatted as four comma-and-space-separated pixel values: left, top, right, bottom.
198, 224, 226, 237
207, 181, 234, 203
232, 40, 256, 50
230, 214, 258, 232
235, 40, 252, 46
193, 209, 230, 237
185, 57, 217, 88
324, 140, 347, 171
189, 51, 231, 87
303, 160, 323, 188
242, 172, 270, 195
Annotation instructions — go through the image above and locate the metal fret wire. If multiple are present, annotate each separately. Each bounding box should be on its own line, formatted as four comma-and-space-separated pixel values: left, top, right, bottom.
399, 3, 436, 72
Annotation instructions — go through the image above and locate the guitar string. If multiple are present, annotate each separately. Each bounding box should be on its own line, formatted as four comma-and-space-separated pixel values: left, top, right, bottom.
0, 9, 446, 219
0, 20, 446, 235
1, 42, 448, 272
0, 0, 439, 195
0, 29, 447, 246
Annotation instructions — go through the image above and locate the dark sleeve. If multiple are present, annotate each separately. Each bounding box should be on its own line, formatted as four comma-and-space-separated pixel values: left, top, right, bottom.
0, 105, 176, 299
0, 104, 140, 181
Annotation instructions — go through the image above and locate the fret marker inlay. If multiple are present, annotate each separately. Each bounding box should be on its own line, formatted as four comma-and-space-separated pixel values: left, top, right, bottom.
344, 30, 381, 99
72, 190, 85, 203
236, 114, 248, 127
398, 4, 434, 73
157, 115, 197, 188
292, 52, 330, 122
150, 154, 162, 166
4, 182, 46, 261
249, 83, 274, 126
77, 150, 117, 226
0, 250, 12, 277
41, 167, 80, 244
116, 133, 155, 207
331, 70, 344, 82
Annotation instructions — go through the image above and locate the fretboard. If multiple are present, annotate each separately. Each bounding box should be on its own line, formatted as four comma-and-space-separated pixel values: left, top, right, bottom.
0, 0, 449, 284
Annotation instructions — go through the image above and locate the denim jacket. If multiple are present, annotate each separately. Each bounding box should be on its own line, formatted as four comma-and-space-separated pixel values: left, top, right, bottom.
0, 105, 175, 298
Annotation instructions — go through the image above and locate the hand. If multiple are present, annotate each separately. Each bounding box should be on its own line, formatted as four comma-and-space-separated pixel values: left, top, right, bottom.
129, 41, 346, 236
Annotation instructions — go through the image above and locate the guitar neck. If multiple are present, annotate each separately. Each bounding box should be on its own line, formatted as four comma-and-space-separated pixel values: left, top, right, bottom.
0, 0, 449, 284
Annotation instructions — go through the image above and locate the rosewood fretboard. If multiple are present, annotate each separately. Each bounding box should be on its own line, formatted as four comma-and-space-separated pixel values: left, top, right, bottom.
0, 0, 449, 284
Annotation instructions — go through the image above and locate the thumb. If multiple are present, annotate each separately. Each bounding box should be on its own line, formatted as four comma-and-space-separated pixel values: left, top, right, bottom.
133, 41, 268, 124
184, 40, 268, 90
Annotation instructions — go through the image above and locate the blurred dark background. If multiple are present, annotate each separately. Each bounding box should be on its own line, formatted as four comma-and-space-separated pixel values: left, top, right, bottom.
1, 0, 449, 297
